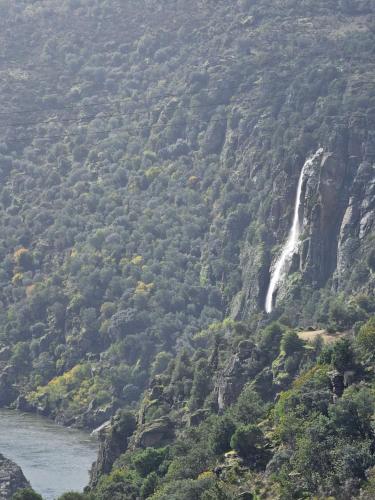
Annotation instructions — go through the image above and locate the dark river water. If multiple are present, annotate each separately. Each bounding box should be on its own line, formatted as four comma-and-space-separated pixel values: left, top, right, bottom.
0, 409, 98, 499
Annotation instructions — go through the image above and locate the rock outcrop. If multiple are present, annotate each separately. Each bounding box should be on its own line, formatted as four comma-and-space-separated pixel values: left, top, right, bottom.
89, 408, 175, 488
130, 416, 174, 449
0, 454, 30, 499
214, 340, 264, 412
89, 411, 136, 488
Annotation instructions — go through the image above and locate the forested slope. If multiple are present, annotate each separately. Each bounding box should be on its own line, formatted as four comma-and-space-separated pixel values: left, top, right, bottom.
0, 0, 374, 498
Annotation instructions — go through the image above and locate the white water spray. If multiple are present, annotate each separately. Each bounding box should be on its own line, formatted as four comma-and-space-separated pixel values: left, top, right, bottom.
265, 148, 323, 313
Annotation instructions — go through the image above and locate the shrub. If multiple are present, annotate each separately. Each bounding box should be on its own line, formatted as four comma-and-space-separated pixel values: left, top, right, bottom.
232, 386, 266, 425
140, 472, 158, 499
132, 447, 168, 477
230, 424, 264, 458
12, 489, 43, 500
280, 331, 304, 355
356, 316, 375, 353
57, 493, 88, 500
331, 339, 356, 372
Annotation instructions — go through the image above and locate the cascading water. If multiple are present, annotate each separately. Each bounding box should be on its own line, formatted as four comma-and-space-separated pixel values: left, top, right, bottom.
265, 148, 323, 313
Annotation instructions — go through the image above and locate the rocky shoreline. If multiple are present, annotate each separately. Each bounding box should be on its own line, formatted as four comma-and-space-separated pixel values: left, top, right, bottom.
0, 454, 30, 499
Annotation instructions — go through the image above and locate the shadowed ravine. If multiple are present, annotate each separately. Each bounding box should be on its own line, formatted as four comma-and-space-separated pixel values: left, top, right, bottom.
0, 409, 98, 499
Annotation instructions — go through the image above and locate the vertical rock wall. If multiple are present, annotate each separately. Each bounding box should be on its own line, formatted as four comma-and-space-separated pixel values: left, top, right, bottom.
232, 115, 374, 317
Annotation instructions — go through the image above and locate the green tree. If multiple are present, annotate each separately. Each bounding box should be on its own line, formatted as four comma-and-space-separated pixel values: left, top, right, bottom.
331, 338, 355, 372
189, 358, 210, 410
280, 330, 304, 355
151, 351, 173, 377
95, 469, 140, 500
357, 316, 375, 353
232, 385, 266, 425
258, 322, 284, 360
208, 416, 236, 455
140, 471, 158, 499
58, 493, 88, 500
112, 410, 137, 438
10, 342, 31, 373
230, 424, 264, 458
132, 447, 168, 477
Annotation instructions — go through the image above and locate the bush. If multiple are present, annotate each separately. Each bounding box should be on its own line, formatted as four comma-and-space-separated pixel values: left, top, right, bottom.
132, 447, 168, 477
280, 331, 304, 355
12, 489, 43, 500
140, 472, 158, 499
230, 424, 264, 458
232, 386, 266, 425
95, 469, 140, 500
112, 410, 137, 438
150, 476, 216, 500
357, 316, 375, 353
57, 493, 88, 500
329, 298, 366, 330
258, 322, 284, 360
331, 339, 355, 372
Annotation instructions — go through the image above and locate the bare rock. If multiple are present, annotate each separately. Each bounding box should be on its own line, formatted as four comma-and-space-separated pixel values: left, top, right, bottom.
132, 416, 174, 449
0, 454, 30, 499
214, 340, 264, 412
329, 370, 345, 399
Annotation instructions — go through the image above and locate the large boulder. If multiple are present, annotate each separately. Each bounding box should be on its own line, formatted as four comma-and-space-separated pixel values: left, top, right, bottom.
131, 417, 174, 449
0, 454, 30, 499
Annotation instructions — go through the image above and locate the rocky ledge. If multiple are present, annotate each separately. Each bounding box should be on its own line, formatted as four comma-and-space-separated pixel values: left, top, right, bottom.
0, 454, 30, 499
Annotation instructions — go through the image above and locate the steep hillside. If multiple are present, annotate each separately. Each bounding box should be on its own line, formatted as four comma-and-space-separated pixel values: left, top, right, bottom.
0, 0, 374, 498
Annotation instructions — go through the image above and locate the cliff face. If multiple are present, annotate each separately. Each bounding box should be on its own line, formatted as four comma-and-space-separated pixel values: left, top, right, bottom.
302, 120, 374, 286
229, 98, 374, 320
0, 454, 30, 500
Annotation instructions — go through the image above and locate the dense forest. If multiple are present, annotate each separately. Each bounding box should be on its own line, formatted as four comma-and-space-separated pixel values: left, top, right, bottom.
0, 0, 374, 498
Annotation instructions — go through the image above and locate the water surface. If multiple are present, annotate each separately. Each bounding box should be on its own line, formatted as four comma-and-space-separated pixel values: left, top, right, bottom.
0, 409, 98, 499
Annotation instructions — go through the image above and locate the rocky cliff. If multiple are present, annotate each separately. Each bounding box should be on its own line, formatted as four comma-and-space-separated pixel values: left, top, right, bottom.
230, 104, 375, 320
300, 118, 375, 290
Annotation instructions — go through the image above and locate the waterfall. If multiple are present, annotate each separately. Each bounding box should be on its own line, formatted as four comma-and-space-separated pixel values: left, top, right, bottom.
265, 148, 323, 313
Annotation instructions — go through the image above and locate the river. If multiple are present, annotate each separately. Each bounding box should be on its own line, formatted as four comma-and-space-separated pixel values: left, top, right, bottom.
0, 409, 98, 499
